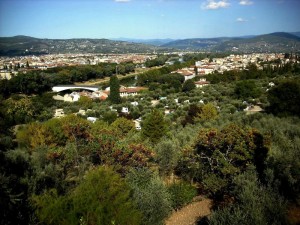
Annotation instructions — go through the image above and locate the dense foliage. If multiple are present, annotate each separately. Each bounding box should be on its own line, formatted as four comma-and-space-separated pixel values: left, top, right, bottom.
141, 109, 168, 143
108, 75, 121, 104
144, 55, 169, 67
32, 167, 141, 225
209, 168, 288, 225
0, 62, 135, 96
267, 79, 300, 116
1, 56, 300, 225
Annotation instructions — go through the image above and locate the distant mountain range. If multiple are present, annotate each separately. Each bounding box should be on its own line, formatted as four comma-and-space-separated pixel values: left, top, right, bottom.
161, 32, 300, 53
290, 32, 300, 37
111, 38, 176, 46
213, 32, 300, 53
1, 32, 299, 56
0, 36, 170, 56
161, 37, 233, 50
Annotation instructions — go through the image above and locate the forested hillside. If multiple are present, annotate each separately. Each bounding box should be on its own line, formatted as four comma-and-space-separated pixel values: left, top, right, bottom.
162, 32, 300, 53
1, 54, 300, 225
0, 36, 169, 56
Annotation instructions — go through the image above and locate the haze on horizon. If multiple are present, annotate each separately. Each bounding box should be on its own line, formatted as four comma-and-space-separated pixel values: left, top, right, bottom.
0, 0, 299, 40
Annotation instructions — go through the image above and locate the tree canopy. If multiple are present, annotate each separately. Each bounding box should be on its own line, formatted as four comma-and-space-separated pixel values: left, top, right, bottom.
108, 75, 121, 104
141, 109, 168, 143
32, 167, 142, 225
267, 80, 300, 116
234, 80, 261, 99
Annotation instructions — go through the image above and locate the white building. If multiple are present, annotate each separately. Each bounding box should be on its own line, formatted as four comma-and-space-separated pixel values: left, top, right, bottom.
121, 107, 129, 113
63, 92, 80, 102
172, 68, 195, 81
0, 71, 14, 80
54, 109, 65, 118
134, 120, 141, 130
195, 78, 210, 88
131, 101, 139, 106
87, 117, 97, 123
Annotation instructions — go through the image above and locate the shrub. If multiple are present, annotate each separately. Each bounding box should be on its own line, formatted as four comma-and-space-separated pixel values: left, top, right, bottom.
32, 167, 141, 225
209, 169, 288, 225
126, 169, 172, 225
168, 181, 197, 209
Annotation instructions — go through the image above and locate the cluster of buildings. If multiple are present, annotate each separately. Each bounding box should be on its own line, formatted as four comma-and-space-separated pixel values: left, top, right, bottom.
53, 85, 147, 103
168, 53, 291, 87
51, 53, 288, 104
0, 53, 157, 79
195, 53, 288, 74
53, 90, 108, 102
1, 52, 292, 80
172, 53, 288, 81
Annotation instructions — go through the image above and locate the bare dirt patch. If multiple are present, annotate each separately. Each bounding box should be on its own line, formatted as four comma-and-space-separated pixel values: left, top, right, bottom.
165, 198, 212, 225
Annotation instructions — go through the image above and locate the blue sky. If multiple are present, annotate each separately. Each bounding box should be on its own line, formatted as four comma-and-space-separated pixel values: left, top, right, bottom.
0, 0, 299, 39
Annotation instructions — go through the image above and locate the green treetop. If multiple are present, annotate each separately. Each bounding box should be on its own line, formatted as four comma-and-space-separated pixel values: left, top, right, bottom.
141, 109, 168, 143
32, 167, 142, 225
182, 79, 196, 92
108, 75, 121, 104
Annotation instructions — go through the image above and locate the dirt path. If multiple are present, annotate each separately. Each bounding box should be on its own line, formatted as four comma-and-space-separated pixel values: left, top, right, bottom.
165, 198, 212, 225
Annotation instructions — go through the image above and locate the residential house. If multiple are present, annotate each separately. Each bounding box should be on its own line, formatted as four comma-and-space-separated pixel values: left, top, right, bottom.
54, 109, 65, 118
134, 120, 141, 130
121, 107, 129, 113
105, 86, 146, 98
195, 78, 210, 88
172, 68, 195, 81
87, 117, 97, 123
119, 87, 146, 97
131, 101, 139, 106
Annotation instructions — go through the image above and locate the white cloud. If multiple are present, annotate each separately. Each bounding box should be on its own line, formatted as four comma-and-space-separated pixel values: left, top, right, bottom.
236, 17, 248, 22
114, 0, 131, 3
239, 0, 253, 5
202, 0, 230, 10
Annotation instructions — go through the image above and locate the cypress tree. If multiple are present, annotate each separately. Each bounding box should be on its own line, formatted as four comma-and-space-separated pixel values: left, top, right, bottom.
108, 75, 121, 104
141, 109, 167, 143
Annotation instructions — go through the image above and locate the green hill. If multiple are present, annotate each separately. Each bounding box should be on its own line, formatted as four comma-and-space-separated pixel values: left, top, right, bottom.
161, 32, 300, 53
0, 36, 170, 56
1, 32, 300, 55
214, 32, 300, 53
161, 37, 233, 50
